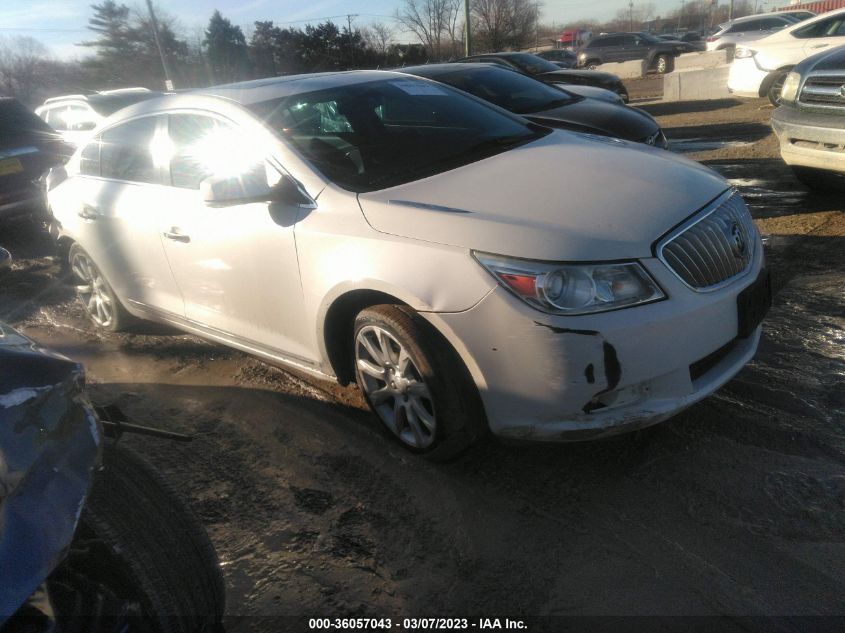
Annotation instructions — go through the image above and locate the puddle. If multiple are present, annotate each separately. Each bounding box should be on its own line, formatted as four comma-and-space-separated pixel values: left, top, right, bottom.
707, 162, 811, 218
669, 138, 753, 153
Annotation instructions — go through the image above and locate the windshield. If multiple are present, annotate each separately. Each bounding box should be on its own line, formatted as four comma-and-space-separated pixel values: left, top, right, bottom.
430, 67, 577, 115
249, 77, 547, 192
505, 54, 563, 74
638, 32, 663, 44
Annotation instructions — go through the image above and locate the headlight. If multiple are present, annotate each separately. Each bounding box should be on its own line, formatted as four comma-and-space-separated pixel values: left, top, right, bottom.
473, 252, 666, 315
734, 47, 755, 59
779, 71, 801, 103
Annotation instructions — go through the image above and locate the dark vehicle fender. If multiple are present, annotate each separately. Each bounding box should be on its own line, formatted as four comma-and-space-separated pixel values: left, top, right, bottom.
0, 325, 101, 624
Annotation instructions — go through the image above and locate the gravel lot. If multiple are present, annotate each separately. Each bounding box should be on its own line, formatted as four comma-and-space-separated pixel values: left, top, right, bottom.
1, 97, 843, 630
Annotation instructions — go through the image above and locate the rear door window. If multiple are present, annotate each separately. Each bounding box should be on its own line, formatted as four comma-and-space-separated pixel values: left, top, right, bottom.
80, 138, 100, 176
100, 116, 163, 184
793, 15, 845, 38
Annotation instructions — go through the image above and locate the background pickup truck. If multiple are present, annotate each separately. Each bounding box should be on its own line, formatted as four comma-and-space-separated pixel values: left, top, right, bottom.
577, 32, 694, 73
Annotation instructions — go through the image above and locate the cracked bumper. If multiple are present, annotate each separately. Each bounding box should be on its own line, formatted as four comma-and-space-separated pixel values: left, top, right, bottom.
430, 252, 765, 441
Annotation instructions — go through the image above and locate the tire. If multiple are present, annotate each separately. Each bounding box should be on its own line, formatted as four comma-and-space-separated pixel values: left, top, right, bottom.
68, 243, 133, 331
792, 166, 845, 191
48, 442, 225, 632
654, 54, 672, 74
353, 305, 486, 461
585, 60, 600, 70
766, 71, 788, 106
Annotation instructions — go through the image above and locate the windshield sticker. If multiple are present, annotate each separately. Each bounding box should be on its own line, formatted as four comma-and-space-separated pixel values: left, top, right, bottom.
390, 80, 449, 96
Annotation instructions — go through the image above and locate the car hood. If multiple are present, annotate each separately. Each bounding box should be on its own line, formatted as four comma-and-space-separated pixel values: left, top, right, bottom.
357, 131, 729, 261
560, 84, 623, 103
525, 98, 658, 142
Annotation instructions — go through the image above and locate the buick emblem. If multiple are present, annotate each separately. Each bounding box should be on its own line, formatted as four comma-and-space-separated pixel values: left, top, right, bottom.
729, 222, 746, 258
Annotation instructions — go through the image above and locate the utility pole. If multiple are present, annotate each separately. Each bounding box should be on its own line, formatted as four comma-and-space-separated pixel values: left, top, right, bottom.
347, 14, 357, 69
629, 0, 634, 31
145, 0, 174, 91
464, 0, 472, 56
728, 0, 734, 20
677, 0, 683, 30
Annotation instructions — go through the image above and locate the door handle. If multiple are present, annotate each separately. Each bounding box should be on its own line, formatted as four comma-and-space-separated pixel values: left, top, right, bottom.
810, 43, 829, 48
163, 229, 191, 243
78, 204, 100, 220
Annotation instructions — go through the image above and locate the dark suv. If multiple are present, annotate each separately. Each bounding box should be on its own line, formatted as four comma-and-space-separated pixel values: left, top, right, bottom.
578, 32, 693, 73
0, 98, 70, 222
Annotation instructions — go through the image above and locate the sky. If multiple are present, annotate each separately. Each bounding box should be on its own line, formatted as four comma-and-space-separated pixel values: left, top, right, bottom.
0, 0, 792, 58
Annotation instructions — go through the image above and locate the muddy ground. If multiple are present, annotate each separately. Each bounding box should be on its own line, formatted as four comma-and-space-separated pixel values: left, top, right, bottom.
1, 98, 844, 630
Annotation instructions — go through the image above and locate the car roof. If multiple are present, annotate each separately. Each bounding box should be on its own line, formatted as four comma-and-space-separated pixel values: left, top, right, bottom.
401, 62, 506, 77
722, 11, 799, 26
91, 70, 445, 127
191, 70, 412, 105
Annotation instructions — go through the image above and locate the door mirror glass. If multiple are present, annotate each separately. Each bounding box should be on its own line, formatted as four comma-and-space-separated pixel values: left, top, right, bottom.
201, 166, 274, 207
201, 170, 313, 208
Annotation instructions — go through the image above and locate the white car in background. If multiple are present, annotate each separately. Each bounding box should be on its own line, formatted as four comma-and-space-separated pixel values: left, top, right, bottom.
35, 88, 161, 147
706, 11, 814, 54
728, 7, 845, 104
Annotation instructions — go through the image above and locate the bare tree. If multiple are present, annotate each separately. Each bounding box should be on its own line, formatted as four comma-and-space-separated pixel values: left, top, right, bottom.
362, 21, 396, 55
395, 0, 462, 60
0, 36, 51, 105
472, 0, 540, 52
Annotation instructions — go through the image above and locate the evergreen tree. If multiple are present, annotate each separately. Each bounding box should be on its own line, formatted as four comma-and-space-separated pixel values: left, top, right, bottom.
80, 1, 137, 84
203, 10, 249, 84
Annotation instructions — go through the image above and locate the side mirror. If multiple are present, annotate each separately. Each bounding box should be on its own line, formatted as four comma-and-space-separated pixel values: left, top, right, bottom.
273, 175, 316, 208
201, 170, 315, 208
201, 168, 274, 207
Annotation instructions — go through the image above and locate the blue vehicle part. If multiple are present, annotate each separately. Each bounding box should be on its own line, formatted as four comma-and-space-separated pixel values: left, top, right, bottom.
0, 322, 101, 623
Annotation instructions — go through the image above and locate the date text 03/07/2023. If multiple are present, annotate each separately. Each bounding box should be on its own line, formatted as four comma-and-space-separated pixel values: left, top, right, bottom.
308, 618, 528, 630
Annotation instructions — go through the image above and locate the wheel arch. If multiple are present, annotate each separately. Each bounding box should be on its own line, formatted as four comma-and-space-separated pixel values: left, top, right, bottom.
759, 65, 794, 98
319, 286, 490, 402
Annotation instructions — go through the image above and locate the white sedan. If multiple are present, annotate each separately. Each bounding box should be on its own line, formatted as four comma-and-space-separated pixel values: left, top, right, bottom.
728, 7, 845, 104
47, 71, 769, 459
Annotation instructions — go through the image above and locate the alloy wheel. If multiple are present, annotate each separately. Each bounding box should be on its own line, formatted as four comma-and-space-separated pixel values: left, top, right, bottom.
355, 325, 436, 449
768, 73, 786, 106
656, 56, 667, 73
71, 251, 114, 328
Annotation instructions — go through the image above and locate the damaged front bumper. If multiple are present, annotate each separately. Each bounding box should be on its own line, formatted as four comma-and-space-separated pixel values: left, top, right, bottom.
0, 323, 101, 623
429, 252, 766, 441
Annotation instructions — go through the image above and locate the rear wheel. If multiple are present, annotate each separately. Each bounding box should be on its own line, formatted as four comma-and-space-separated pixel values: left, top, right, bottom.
69, 243, 132, 331
586, 60, 600, 70
47, 442, 226, 632
654, 54, 672, 74
353, 305, 485, 461
767, 71, 789, 106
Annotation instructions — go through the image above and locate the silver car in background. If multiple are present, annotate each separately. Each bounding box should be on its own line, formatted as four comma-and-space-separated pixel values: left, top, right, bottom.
47, 71, 769, 459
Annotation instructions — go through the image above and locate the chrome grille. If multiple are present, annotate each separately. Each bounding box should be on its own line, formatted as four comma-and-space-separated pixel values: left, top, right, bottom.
799, 71, 845, 109
657, 191, 756, 291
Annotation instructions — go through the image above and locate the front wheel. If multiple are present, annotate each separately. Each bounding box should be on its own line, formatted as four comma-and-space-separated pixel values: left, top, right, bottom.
353, 305, 485, 461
